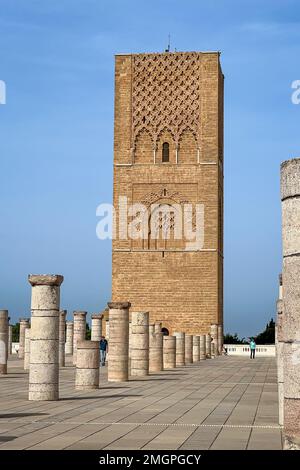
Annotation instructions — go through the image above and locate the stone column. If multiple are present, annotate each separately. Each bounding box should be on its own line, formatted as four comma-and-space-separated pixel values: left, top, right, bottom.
206, 333, 211, 358
130, 311, 149, 376
149, 323, 163, 372
6, 316, 10, 360
276, 274, 284, 426
91, 314, 103, 342
185, 334, 193, 364
8, 324, 12, 355
73, 311, 87, 365
107, 302, 130, 382
28, 274, 63, 401
211, 342, 216, 358
218, 324, 223, 355
24, 328, 31, 371
281, 158, 300, 449
193, 335, 200, 362
0, 310, 8, 374
174, 332, 185, 366
163, 336, 176, 369
75, 340, 100, 390
200, 335, 206, 360
128, 321, 132, 375
105, 320, 109, 339
59, 310, 66, 367
210, 324, 219, 356
19, 318, 30, 359
65, 321, 73, 355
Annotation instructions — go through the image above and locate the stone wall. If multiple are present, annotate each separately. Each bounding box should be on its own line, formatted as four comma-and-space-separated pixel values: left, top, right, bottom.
112, 51, 224, 335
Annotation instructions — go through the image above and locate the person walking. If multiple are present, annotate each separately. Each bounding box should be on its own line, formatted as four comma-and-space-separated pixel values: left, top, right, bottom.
100, 335, 108, 366
249, 338, 256, 359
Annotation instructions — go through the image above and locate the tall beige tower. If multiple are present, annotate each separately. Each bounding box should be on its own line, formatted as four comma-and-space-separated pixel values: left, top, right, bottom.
112, 51, 224, 335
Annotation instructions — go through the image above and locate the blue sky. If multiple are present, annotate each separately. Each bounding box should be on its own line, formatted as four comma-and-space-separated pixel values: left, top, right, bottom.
0, 0, 299, 337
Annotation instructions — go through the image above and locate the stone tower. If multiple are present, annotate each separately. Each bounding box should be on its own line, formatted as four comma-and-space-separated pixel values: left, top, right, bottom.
112, 51, 224, 335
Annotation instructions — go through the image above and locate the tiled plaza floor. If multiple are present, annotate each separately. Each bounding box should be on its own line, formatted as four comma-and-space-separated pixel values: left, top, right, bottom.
0, 355, 282, 450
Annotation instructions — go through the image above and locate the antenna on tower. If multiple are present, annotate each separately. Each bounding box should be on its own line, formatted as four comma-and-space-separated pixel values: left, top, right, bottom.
165, 33, 171, 52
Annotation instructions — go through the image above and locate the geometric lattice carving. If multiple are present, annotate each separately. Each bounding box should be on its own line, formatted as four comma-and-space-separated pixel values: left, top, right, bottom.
132, 53, 201, 148
140, 187, 189, 207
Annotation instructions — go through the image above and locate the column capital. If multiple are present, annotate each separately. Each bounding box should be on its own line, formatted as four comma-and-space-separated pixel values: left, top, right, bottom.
73, 311, 87, 318
28, 274, 64, 286
108, 301, 131, 309
91, 313, 103, 320
281, 157, 300, 200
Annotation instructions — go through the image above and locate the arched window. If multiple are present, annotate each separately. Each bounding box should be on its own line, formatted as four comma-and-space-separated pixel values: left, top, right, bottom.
161, 327, 169, 336
162, 142, 169, 162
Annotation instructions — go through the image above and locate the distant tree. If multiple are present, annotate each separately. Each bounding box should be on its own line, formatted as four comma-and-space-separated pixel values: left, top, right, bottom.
224, 333, 247, 344
86, 322, 91, 340
254, 319, 275, 344
12, 323, 20, 342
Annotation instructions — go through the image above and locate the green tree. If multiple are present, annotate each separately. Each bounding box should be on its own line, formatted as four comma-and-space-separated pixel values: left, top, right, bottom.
223, 333, 247, 344
254, 319, 275, 344
86, 322, 91, 340
12, 323, 20, 342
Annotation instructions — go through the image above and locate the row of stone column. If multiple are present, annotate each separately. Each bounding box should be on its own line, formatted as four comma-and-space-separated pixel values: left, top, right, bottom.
0, 307, 104, 378
1, 300, 223, 380
278, 158, 300, 449
0, 311, 17, 374
107, 302, 222, 383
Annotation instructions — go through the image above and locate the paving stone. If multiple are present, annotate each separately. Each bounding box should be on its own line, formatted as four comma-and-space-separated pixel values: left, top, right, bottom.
0, 355, 282, 450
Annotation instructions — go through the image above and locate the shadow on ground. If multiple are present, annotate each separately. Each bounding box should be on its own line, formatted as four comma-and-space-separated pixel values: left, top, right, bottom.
61, 394, 142, 400
0, 413, 48, 419
0, 436, 16, 442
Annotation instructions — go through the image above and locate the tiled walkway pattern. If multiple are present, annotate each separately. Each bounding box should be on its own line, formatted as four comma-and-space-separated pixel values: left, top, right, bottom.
0, 356, 282, 449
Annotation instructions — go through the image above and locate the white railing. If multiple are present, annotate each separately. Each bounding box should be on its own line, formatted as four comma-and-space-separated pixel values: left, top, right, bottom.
224, 344, 275, 357
12, 342, 19, 354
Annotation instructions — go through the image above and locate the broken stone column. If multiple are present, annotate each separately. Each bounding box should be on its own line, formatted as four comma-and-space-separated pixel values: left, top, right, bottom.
163, 336, 176, 369
0, 310, 8, 374
28, 274, 63, 401
210, 324, 219, 356
149, 323, 163, 372
59, 310, 66, 367
130, 311, 149, 376
218, 324, 223, 355
91, 313, 103, 342
200, 335, 206, 360
206, 333, 211, 358
19, 318, 30, 359
6, 316, 10, 360
211, 342, 216, 358
174, 332, 185, 366
185, 334, 193, 364
73, 311, 87, 365
24, 328, 31, 371
281, 158, 300, 449
128, 320, 132, 375
193, 335, 200, 362
276, 274, 284, 427
8, 324, 12, 355
65, 321, 73, 355
107, 302, 130, 382
75, 340, 99, 390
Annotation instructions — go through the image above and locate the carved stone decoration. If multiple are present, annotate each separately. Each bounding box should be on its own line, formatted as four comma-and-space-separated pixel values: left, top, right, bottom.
132, 53, 201, 148
140, 187, 189, 207
138, 187, 197, 242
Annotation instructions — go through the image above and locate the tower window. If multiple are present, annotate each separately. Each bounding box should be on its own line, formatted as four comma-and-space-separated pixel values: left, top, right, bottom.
162, 142, 169, 162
